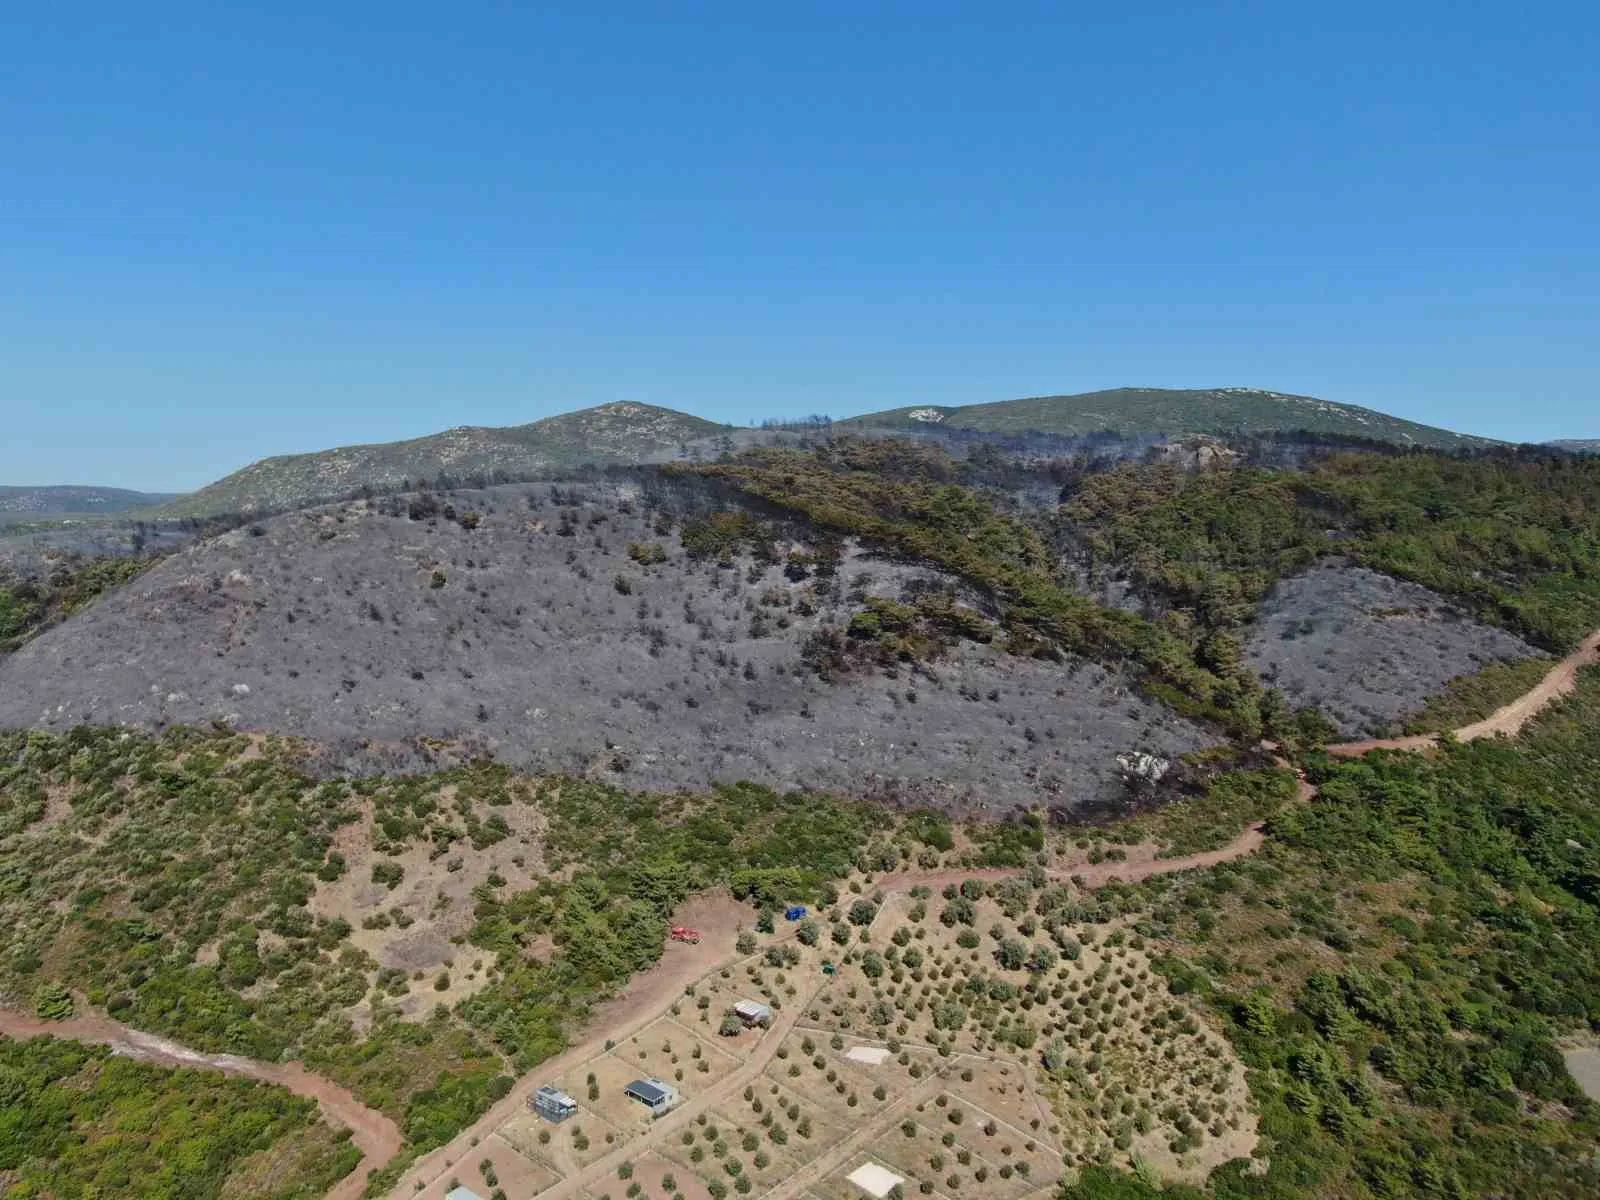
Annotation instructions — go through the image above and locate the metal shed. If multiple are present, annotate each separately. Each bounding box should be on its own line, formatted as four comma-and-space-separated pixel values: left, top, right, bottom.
623, 1077, 679, 1114
734, 999, 773, 1026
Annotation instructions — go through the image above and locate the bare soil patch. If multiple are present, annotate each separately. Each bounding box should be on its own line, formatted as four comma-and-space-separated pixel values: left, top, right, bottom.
310, 787, 548, 1019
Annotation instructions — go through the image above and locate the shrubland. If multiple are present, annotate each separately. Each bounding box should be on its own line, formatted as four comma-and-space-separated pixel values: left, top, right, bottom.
0, 726, 884, 1187
0, 1034, 358, 1199
0, 554, 153, 652
1079, 668, 1600, 1197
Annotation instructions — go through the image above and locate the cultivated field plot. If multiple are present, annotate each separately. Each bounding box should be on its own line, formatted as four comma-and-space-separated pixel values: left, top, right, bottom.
714, 1071, 852, 1158
659, 1108, 812, 1196
412, 869, 1255, 1199
678, 963, 792, 1043
610, 1016, 749, 1091
539, 1057, 669, 1166
795, 877, 1257, 1183
414, 1137, 562, 1200
865, 1092, 1057, 1200
581, 1151, 716, 1200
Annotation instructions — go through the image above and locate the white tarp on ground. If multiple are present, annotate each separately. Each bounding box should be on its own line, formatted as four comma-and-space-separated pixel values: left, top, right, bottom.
844, 1045, 891, 1065
846, 1162, 905, 1198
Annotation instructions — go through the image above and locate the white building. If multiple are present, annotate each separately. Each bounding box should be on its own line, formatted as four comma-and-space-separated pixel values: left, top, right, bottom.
734, 999, 773, 1026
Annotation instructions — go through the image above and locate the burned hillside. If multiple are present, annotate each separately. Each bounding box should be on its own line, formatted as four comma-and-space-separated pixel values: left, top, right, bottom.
1243, 561, 1541, 736
0, 482, 1213, 814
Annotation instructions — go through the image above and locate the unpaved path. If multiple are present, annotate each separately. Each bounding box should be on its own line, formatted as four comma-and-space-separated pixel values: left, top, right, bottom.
875, 823, 1269, 895
524, 973, 824, 1200
1329, 629, 1600, 757
0, 1008, 399, 1200
400, 891, 753, 1197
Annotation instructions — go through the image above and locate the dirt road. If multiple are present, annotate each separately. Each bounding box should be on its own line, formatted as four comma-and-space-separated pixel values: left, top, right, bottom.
1329, 629, 1600, 757
400, 891, 754, 1197
0, 1008, 399, 1200
875, 823, 1268, 895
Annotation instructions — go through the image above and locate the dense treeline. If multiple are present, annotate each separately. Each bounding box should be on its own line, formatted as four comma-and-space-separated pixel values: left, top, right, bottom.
1082, 669, 1600, 1197
1062, 449, 1600, 651
0, 1034, 357, 1198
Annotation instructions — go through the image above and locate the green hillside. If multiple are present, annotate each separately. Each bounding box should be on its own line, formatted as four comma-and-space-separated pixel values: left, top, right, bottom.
845, 387, 1493, 450
150, 388, 1504, 521
158, 402, 729, 519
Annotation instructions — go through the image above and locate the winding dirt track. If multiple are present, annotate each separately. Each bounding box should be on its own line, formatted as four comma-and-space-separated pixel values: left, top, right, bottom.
1328, 629, 1600, 757
6, 628, 1595, 1198
0, 1008, 400, 1200
875, 824, 1270, 895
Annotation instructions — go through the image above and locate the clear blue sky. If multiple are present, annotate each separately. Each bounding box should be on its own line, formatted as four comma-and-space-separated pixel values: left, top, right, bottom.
4, 3, 1596, 490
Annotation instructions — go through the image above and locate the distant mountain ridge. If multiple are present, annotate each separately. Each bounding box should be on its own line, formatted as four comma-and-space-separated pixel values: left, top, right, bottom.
1548, 439, 1600, 454
157, 402, 729, 519
841, 387, 1496, 451
0, 485, 178, 523
149, 387, 1511, 520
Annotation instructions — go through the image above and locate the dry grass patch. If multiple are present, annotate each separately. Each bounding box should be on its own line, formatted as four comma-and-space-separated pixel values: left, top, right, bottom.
413, 1135, 561, 1199
612, 1015, 744, 1092
307, 784, 548, 1019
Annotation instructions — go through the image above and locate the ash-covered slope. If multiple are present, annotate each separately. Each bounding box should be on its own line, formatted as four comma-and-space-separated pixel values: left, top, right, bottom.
1244, 561, 1541, 736
0, 482, 1211, 813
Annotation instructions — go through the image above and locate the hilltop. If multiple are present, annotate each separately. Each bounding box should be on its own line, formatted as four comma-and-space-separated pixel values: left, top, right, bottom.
843, 386, 1493, 451
141, 387, 1511, 522
156, 402, 730, 519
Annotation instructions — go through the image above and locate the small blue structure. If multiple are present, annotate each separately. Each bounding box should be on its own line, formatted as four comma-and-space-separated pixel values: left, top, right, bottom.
785, 905, 808, 921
